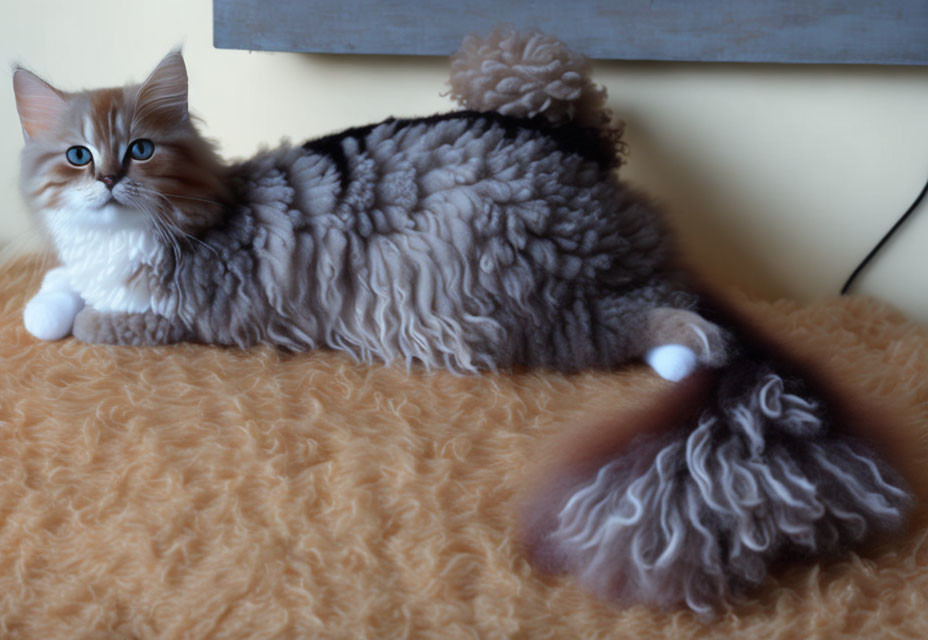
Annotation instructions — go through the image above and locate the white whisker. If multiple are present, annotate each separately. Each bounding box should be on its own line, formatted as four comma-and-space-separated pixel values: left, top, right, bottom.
120, 185, 219, 258
134, 185, 225, 208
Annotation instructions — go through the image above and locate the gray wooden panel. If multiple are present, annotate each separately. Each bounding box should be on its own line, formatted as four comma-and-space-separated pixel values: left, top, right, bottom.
214, 0, 928, 65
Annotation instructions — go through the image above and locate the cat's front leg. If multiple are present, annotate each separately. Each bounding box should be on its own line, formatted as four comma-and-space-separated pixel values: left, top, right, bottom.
23, 267, 85, 340
72, 308, 193, 346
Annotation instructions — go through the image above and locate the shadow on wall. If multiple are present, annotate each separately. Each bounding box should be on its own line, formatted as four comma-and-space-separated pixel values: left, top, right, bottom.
617, 105, 791, 299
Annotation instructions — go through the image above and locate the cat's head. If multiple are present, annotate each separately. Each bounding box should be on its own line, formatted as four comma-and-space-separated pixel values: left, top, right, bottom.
12, 51, 228, 240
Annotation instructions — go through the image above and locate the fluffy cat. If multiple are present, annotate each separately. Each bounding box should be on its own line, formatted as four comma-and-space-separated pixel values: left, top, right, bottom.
12, 29, 911, 613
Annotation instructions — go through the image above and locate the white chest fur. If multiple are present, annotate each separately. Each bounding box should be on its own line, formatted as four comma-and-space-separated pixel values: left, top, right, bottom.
44, 210, 164, 314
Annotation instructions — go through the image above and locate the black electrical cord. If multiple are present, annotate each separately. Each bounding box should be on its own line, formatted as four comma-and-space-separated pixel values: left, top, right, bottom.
840, 174, 928, 295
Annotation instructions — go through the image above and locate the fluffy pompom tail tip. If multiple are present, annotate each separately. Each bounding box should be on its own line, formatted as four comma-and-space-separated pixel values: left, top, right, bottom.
448, 27, 622, 142
519, 366, 913, 617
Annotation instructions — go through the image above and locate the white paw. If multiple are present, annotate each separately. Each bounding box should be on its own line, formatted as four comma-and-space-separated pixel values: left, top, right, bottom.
645, 344, 698, 382
40, 267, 74, 293
24, 291, 85, 341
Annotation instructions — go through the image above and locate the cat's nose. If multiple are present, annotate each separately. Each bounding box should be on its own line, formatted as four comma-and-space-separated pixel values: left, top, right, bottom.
99, 174, 120, 189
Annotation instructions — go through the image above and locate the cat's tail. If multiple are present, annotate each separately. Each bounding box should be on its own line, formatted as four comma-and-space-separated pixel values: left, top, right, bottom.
448, 27, 619, 134
519, 297, 913, 615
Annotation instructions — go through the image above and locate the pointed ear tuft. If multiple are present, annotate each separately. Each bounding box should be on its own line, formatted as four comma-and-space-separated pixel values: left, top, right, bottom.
135, 49, 188, 126
12, 69, 68, 140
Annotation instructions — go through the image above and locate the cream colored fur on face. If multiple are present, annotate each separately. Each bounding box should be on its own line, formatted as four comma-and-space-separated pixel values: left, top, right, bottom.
0, 256, 925, 638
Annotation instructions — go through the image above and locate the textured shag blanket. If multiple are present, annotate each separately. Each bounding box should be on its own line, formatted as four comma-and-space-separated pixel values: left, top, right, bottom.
0, 255, 925, 639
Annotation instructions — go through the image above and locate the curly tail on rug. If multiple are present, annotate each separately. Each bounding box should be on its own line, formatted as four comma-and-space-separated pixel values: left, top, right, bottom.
450, 28, 913, 615
12, 24, 913, 615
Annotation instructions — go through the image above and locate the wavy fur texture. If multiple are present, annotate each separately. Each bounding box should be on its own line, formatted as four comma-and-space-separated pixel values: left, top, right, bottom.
524, 362, 911, 614
151, 112, 681, 371
448, 26, 614, 129
0, 256, 926, 637
522, 281, 914, 613
17, 46, 680, 373
12, 29, 915, 615
448, 27, 625, 161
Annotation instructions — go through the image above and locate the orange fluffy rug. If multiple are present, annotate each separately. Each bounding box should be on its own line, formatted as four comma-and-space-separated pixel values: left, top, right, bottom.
0, 254, 925, 639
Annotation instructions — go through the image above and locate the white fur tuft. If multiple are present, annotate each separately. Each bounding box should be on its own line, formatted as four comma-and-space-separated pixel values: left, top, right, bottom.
23, 267, 84, 341
645, 344, 698, 381
24, 291, 84, 341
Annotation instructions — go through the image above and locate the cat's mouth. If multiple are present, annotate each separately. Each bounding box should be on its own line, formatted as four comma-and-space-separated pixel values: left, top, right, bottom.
87, 186, 138, 218
81, 201, 148, 230
100, 190, 132, 210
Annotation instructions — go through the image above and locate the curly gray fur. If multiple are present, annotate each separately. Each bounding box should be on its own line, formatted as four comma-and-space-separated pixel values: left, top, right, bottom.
15, 29, 913, 616
543, 366, 911, 614
148, 113, 694, 372
449, 26, 613, 129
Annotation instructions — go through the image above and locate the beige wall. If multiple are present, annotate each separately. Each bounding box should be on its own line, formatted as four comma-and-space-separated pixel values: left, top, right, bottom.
2, 0, 927, 322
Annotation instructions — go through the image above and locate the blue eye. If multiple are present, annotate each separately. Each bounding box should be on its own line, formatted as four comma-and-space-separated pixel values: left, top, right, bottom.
128, 138, 154, 161
66, 146, 92, 166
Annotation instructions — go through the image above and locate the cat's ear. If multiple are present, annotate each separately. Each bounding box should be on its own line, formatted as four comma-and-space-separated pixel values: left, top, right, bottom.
135, 49, 188, 125
12, 69, 69, 140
